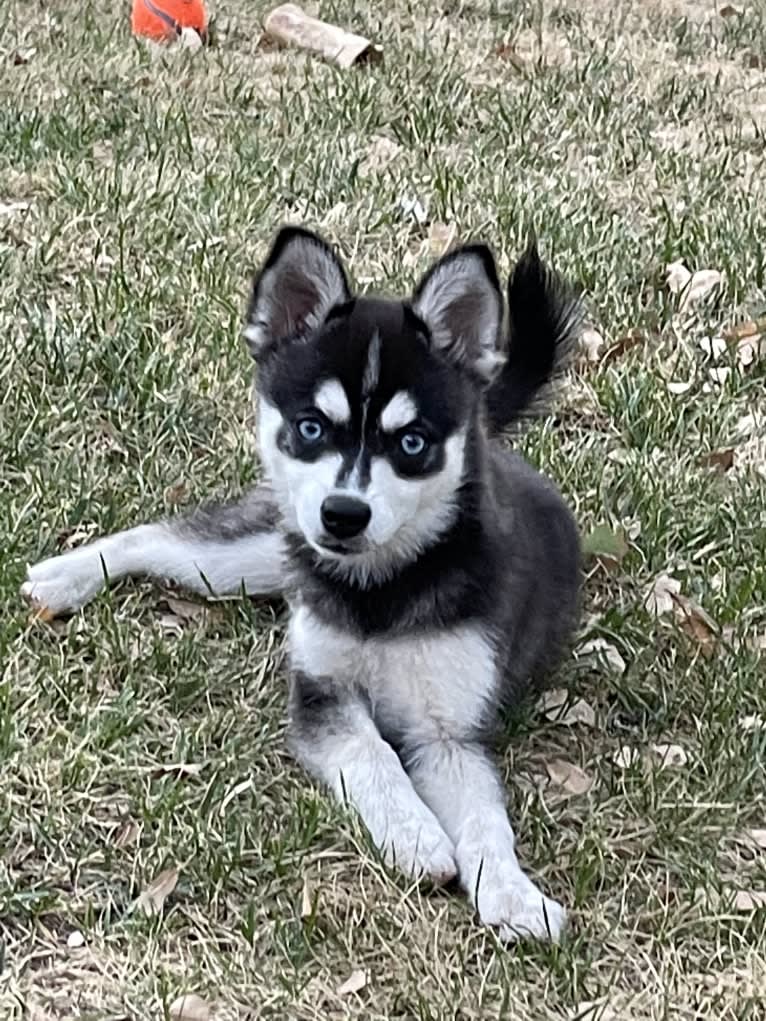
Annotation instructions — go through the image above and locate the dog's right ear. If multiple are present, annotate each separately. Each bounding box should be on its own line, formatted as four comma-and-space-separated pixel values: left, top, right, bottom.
243, 226, 351, 360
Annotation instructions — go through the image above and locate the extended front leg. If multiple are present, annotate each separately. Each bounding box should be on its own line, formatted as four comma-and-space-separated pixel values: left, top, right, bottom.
406, 740, 567, 942
288, 671, 457, 884
21, 486, 287, 616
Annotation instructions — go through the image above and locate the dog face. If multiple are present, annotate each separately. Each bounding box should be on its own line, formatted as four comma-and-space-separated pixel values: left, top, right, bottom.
243, 227, 505, 584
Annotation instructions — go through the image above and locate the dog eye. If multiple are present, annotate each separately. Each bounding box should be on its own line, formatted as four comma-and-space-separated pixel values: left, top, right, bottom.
400, 432, 427, 456
297, 418, 324, 443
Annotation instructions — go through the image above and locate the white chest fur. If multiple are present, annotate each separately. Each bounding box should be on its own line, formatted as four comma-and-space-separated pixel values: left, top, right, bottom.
288, 604, 499, 742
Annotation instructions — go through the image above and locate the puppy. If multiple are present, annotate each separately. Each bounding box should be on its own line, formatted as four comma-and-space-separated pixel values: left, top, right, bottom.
22, 227, 582, 942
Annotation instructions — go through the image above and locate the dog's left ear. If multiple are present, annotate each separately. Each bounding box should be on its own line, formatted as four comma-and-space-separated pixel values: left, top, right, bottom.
412, 244, 505, 383
244, 226, 351, 360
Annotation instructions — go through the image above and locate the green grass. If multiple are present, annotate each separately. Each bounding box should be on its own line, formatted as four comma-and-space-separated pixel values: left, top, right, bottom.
2, 1, 766, 1018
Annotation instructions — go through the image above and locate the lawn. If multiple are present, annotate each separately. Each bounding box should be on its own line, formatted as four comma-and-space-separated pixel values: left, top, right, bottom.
2, 1, 765, 1018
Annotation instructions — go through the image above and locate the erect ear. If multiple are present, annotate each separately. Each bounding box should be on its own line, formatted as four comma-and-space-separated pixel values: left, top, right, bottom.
411, 244, 505, 383
243, 226, 351, 360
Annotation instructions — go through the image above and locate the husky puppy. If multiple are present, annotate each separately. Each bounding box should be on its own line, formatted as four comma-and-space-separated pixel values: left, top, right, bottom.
22, 227, 582, 942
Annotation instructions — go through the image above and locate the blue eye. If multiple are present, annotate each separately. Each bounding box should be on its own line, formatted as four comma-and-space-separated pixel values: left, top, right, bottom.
400, 432, 427, 456
298, 418, 324, 443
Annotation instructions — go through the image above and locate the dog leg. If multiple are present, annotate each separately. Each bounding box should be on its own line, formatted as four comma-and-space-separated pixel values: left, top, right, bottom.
21, 486, 286, 616
288, 671, 457, 884
405, 740, 567, 942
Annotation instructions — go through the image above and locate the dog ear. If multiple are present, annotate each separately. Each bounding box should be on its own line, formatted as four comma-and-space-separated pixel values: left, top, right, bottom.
412, 244, 505, 383
243, 226, 351, 360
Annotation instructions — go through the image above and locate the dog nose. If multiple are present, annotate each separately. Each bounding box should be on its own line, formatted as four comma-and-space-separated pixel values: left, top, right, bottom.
320, 494, 371, 540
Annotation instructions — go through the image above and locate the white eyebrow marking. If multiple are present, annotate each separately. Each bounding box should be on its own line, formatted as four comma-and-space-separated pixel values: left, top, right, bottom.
313, 378, 351, 424
380, 390, 418, 433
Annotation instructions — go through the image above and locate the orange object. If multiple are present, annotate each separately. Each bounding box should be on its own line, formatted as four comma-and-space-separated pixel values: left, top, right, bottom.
131, 0, 208, 42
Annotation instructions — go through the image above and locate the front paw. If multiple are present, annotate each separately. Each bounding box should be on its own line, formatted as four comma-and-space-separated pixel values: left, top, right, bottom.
459, 840, 567, 942
378, 811, 458, 886
480, 874, 567, 943
21, 548, 107, 617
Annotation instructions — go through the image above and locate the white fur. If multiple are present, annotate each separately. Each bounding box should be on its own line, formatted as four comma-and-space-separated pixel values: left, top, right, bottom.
291, 698, 457, 883
288, 605, 564, 938
379, 391, 418, 433
408, 741, 567, 941
22, 525, 286, 615
314, 378, 351, 424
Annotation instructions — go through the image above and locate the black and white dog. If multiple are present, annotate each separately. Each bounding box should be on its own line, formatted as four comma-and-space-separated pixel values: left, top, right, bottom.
22, 227, 582, 942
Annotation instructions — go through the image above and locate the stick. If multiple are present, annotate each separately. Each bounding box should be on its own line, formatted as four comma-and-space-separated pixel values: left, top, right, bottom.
263, 4, 382, 69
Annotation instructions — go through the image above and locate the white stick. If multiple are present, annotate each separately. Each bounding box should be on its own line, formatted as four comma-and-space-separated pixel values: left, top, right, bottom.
263, 4, 382, 69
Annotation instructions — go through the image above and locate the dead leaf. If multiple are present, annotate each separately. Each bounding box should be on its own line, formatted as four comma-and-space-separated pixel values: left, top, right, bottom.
12, 47, 37, 65
613, 746, 640, 769
164, 480, 189, 505
670, 591, 718, 658
164, 597, 208, 623
723, 317, 766, 342
178, 27, 204, 51
737, 829, 766, 851
114, 820, 140, 848
740, 714, 765, 733
697, 449, 734, 472
66, 930, 85, 949
169, 994, 211, 1021
493, 41, 530, 73
0, 200, 31, 216
336, 969, 368, 996
649, 743, 689, 769
736, 334, 766, 371
538, 689, 596, 727
732, 890, 766, 912
719, 3, 743, 16
577, 638, 626, 676
137, 866, 179, 916
427, 221, 457, 257
666, 379, 694, 395
545, 759, 594, 796
579, 327, 605, 365
601, 328, 646, 365
644, 574, 682, 616
359, 135, 401, 177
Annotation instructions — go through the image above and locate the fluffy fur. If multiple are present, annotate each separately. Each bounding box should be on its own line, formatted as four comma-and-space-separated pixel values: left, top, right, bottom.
22, 225, 583, 943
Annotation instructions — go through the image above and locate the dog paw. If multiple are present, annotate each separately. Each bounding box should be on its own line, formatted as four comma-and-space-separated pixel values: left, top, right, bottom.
21, 548, 107, 617
380, 813, 457, 885
476, 869, 567, 943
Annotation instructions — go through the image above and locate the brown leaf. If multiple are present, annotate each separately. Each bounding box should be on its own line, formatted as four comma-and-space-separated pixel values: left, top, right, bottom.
697, 449, 735, 472
670, 592, 718, 658
137, 866, 179, 916
164, 480, 190, 505
736, 334, 766, 371
601, 328, 646, 365
12, 47, 37, 65
336, 969, 368, 996
545, 759, 594, 796
169, 994, 211, 1021
719, 3, 743, 16
649, 743, 689, 769
723, 317, 766, 342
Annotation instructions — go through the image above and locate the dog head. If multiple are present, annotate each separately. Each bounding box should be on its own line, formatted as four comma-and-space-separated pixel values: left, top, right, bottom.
243, 226, 504, 585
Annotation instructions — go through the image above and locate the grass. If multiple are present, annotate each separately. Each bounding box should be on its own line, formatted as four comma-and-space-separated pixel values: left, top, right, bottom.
2, 0, 766, 1017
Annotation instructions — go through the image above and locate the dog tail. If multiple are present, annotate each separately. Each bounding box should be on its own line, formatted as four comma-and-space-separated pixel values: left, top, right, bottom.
484, 240, 582, 434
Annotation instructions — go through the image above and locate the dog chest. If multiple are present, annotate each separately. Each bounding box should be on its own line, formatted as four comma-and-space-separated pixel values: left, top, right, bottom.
288, 604, 498, 740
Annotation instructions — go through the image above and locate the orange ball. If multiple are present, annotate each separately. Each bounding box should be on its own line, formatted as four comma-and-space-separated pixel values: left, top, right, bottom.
131, 0, 208, 42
